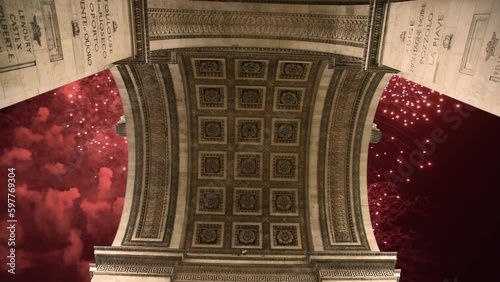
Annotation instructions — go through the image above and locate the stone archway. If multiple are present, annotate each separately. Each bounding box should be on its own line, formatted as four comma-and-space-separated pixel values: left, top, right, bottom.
91, 1, 400, 281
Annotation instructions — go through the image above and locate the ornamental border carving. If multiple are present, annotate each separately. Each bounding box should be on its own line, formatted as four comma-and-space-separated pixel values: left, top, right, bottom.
174, 265, 317, 281
151, 48, 365, 69
364, 0, 398, 71
94, 253, 179, 276
319, 269, 395, 278
118, 64, 179, 246
118, 0, 149, 63
174, 274, 316, 281
148, 9, 368, 48
95, 265, 174, 276
317, 69, 384, 250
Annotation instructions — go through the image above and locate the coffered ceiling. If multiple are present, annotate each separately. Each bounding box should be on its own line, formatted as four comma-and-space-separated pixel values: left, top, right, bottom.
180, 52, 324, 254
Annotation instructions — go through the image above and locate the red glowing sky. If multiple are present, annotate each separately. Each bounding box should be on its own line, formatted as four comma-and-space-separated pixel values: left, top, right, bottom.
0, 72, 499, 282
0, 71, 127, 282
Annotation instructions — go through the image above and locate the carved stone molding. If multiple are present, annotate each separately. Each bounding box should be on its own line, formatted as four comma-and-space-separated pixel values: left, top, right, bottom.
93, 251, 181, 277
317, 69, 385, 249
174, 265, 317, 282
117, 64, 179, 246
118, 0, 149, 63
148, 9, 368, 47
364, 0, 398, 71
95, 265, 174, 276
319, 269, 395, 278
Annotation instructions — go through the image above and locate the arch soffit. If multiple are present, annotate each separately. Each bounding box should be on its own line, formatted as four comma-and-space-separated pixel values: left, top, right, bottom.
111, 50, 391, 255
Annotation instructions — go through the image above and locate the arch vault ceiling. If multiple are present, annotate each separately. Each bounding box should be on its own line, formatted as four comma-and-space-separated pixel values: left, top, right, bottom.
91, 0, 401, 280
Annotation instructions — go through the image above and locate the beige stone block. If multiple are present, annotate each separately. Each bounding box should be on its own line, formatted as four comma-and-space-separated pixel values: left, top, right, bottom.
446, 0, 465, 27
62, 39, 77, 77
38, 83, 55, 94
34, 49, 53, 83
474, 0, 495, 13
52, 60, 66, 84
20, 66, 40, 91
55, 1, 72, 40
453, 0, 478, 48
0, 98, 11, 109
308, 5, 334, 15
9, 92, 27, 106
25, 88, 39, 99
0, 70, 24, 98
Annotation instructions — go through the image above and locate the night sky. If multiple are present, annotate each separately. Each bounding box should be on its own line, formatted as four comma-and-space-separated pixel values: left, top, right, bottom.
368, 76, 500, 282
0, 72, 499, 282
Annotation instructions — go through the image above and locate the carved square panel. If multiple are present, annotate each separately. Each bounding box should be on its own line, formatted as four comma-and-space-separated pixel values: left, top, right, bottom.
232, 222, 263, 249
235, 86, 266, 111
235, 59, 269, 80
273, 87, 305, 112
270, 188, 299, 216
235, 117, 264, 145
199, 117, 227, 144
234, 152, 263, 180
272, 118, 300, 146
195, 85, 227, 110
233, 187, 262, 215
192, 222, 224, 248
191, 58, 226, 79
196, 187, 226, 215
198, 151, 226, 179
276, 61, 312, 81
270, 153, 299, 181
270, 223, 302, 249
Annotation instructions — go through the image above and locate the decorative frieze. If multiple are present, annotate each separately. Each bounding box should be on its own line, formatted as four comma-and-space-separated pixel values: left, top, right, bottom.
192, 222, 225, 248
271, 153, 299, 181
273, 87, 306, 112
272, 119, 301, 146
235, 59, 269, 80
270, 188, 299, 216
270, 223, 302, 249
233, 187, 263, 215
276, 61, 312, 81
198, 151, 227, 179
198, 117, 227, 144
196, 187, 226, 215
196, 85, 227, 110
149, 9, 368, 47
234, 152, 263, 180
235, 86, 267, 111
235, 118, 264, 144
232, 222, 263, 249
191, 58, 226, 79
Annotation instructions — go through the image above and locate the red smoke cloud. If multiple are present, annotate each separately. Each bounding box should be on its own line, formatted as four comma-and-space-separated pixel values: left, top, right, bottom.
0, 70, 127, 282
36, 107, 50, 123
63, 229, 84, 265
14, 127, 44, 146
0, 147, 32, 166
44, 162, 67, 175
